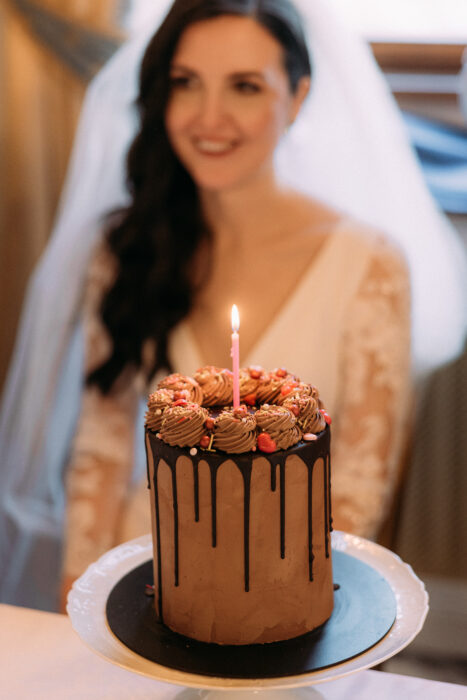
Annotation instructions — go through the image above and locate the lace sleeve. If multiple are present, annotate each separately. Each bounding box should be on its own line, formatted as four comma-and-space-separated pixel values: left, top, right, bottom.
331, 237, 412, 540
62, 245, 140, 580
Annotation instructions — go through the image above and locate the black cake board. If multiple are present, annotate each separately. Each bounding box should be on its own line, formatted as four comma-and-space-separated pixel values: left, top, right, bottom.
106, 550, 396, 679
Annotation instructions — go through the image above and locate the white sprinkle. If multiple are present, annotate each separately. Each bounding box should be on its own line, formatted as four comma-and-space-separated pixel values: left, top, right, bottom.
190, 447, 198, 456
303, 433, 318, 441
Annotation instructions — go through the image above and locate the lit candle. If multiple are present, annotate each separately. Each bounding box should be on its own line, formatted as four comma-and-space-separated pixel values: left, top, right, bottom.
231, 304, 240, 409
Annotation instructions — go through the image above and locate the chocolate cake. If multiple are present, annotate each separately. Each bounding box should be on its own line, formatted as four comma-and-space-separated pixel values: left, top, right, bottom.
144, 366, 333, 645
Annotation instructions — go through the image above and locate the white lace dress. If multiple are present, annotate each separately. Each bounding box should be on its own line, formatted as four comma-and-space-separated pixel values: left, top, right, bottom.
63, 219, 411, 580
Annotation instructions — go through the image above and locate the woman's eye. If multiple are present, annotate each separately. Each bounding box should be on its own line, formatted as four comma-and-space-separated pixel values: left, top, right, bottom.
234, 81, 261, 95
169, 75, 195, 90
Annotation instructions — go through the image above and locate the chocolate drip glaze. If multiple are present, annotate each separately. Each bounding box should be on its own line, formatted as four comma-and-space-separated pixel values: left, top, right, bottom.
270, 463, 277, 492
147, 426, 331, 624
153, 458, 164, 623
308, 460, 315, 580
193, 462, 200, 522
279, 458, 286, 559
210, 463, 218, 547
324, 454, 332, 557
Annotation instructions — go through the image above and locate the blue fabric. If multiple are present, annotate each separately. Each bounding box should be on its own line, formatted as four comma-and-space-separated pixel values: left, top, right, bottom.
402, 111, 467, 214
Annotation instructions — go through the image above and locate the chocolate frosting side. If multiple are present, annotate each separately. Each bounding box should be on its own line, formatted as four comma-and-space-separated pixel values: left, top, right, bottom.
146, 425, 332, 643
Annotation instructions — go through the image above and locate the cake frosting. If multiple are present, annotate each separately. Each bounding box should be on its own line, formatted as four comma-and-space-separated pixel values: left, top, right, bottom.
145, 366, 333, 645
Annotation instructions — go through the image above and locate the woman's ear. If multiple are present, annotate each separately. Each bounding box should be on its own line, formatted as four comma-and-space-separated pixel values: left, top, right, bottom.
289, 76, 311, 124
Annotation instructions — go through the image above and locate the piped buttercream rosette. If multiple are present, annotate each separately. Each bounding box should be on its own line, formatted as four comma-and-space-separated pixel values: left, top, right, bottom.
159, 401, 209, 447
283, 394, 326, 434
194, 365, 233, 407
256, 368, 300, 405
239, 365, 266, 405
255, 404, 302, 451
213, 406, 257, 453
145, 388, 175, 431
158, 372, 203, 404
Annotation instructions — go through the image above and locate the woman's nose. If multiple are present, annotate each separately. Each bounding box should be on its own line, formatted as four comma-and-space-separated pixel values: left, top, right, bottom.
195, 89, 227, 130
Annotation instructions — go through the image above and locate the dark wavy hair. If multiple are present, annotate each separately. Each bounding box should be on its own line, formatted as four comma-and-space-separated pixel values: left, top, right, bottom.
88, 0, 312, 393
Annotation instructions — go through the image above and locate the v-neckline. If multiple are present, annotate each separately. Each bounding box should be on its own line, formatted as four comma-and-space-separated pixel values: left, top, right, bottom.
175, 225, 344, 372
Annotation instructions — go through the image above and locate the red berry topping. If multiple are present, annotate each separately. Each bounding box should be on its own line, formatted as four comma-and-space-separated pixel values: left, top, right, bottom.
233, 405, 248, 418
249, 367, 262, 379
257, 432, 277, 453
320, 409, 332, 425
173, 399, 188, 407
275, 367, 287, 378
288, 403, 300, 417
174, 390, 190, 401
205, 417, 215, 431
243, 393, 257, 406
280, 382, 298, 396
199, 435, 210, 449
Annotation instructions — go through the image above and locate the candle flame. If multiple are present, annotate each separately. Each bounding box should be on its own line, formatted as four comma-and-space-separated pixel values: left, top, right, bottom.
231, 304, 240, 333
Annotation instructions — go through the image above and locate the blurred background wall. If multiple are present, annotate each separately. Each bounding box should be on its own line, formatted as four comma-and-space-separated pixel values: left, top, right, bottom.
0, 0, 466, 684
0, 0, 123, 390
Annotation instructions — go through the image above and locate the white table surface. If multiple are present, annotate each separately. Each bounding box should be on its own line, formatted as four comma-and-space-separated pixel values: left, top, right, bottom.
2, 604, 466, 700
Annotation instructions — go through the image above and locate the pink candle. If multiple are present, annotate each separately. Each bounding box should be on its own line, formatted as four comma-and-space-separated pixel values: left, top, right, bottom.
231, 304, 240, 409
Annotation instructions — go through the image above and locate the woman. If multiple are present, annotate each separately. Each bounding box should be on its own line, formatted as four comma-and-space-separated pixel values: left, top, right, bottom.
1, 0, 465, 612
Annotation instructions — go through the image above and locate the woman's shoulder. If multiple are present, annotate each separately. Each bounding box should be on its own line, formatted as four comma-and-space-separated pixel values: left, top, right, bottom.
290, 194, 409, 284
284, 191, 341, 233
332, 215, 410, 299
290, 193, 404, 250
332, 212, 405, 263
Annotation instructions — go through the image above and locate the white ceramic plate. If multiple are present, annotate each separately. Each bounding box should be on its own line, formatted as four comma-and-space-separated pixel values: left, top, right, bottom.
67, 531, 428, 690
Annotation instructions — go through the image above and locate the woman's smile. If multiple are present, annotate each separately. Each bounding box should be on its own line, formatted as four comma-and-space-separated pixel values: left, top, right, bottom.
193, 137, 239, 156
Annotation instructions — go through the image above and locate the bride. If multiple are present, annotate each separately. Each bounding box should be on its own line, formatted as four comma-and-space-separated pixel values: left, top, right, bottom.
1, 0, 465, 612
